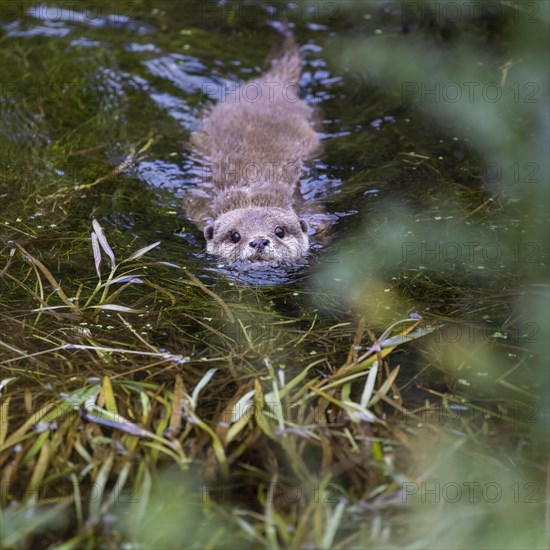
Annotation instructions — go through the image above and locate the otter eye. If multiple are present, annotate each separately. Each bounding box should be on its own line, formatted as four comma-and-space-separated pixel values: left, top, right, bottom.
230, 231, 241, 244
274, 226, 285, 239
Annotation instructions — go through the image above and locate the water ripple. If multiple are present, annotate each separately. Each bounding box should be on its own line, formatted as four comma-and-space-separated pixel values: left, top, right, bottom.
143, 54, 225, 97
27, 4, 153, 33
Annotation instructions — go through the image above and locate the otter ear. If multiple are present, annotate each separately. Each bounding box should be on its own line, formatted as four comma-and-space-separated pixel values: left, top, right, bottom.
299, 219, 308, 233
204, 225, 214, 240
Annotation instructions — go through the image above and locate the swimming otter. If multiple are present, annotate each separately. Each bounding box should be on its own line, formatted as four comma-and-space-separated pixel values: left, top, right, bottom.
184, 35, 320, 263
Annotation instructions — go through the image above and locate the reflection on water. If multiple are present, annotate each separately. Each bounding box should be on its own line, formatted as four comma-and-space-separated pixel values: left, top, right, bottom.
144, 54, 224, 96
27, 3, 154, 33
204, 257, 312, 286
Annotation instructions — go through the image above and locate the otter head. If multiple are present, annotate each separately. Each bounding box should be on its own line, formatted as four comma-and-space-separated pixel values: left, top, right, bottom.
204, 207, 309, 263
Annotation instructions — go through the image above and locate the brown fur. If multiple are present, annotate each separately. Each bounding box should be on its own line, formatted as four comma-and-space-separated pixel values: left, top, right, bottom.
184, 37, 320, 263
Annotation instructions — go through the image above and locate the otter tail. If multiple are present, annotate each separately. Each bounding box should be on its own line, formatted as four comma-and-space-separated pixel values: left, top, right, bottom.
264, 24, 302, 85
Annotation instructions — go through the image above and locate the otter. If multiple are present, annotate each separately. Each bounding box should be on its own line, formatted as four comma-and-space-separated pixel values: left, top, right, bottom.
184, 35, 321, 263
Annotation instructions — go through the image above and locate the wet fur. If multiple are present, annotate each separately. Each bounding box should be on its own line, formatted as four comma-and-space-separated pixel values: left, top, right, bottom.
185, 36, 320, 262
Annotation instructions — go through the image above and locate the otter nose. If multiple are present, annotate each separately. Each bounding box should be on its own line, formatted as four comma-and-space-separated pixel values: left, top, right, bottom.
249, 238, 270, 251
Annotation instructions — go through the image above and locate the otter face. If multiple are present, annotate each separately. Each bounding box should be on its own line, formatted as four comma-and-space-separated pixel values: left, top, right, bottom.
204, 207, 309, 263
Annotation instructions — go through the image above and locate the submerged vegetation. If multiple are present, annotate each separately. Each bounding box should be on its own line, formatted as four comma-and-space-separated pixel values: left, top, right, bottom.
0, 1, 548, 548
